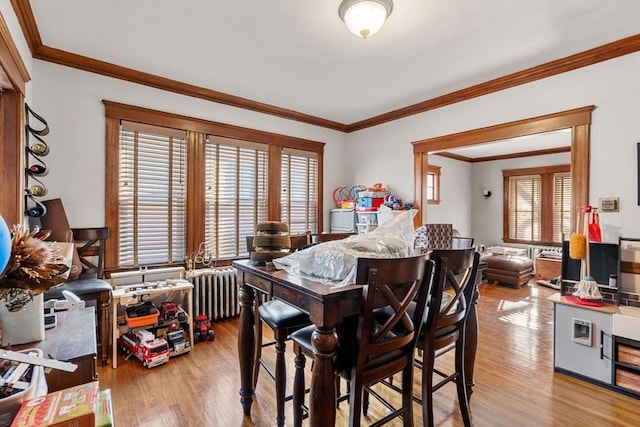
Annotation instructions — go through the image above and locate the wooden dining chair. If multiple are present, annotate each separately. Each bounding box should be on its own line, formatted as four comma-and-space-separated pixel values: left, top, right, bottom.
291, 254, 433, 427
417, 248, 480, 427
245, 234, 311, 427
44, 227, 112, 366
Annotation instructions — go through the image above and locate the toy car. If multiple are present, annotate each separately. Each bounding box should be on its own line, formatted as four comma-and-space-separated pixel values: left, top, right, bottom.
164, 328, 191, 357
159, 301, 179, 323
193, 313, 214, 343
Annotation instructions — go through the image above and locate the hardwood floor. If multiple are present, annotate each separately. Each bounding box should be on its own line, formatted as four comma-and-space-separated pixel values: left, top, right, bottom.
97, 281, 640, 426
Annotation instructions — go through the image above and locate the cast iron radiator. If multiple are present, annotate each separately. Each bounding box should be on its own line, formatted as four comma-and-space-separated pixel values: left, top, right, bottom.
187, 268, 240, 321
526, 245, 562, 261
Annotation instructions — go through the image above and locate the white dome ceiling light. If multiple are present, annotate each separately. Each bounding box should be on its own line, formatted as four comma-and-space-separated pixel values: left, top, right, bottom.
338, 0, 394, 39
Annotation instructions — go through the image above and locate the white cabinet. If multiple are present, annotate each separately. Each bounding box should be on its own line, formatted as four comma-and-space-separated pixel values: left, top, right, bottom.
330, 208, 356, 233
554, 302, 613, 384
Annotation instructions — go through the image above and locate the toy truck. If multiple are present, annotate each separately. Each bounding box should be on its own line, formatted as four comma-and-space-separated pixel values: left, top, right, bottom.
194, 313, 215, 343
119, 329, 169, 368
159, 301, 179, 323
164, 328, 191, 357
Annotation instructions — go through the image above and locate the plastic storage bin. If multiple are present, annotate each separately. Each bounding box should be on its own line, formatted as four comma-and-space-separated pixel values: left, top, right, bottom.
0, 348, 47, 427
125, 302, 160, 328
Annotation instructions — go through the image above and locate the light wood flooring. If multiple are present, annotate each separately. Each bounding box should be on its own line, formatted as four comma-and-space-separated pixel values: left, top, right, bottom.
97, 281, 640, 426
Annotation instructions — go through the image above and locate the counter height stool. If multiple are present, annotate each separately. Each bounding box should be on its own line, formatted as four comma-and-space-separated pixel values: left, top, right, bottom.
245, 235, 311, 427
291, 255, 433, 427
417, 248, 480, 427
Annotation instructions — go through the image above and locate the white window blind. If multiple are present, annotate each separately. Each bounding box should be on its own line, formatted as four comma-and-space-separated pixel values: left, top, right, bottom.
505, 167, 571, 244
281, 148, 318, 235
205, 136, 269, 258
507, 174, 541, 241
553, 172, 572, 242
118, 121, 187, 266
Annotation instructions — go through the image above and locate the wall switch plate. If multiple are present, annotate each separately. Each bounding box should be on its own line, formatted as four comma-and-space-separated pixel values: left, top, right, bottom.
599, 197, 619, 212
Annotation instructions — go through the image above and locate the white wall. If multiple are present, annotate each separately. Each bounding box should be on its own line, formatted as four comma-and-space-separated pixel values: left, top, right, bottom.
30, 61, 348, 229
347, 53, 640, 241
11, 12, 640, 241
425, 155, 472, 235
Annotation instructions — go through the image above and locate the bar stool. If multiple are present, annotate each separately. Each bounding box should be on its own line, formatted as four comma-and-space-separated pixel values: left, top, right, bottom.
290, 255, 433, 427
415, 248, 479, 426
246, 234, 311, 427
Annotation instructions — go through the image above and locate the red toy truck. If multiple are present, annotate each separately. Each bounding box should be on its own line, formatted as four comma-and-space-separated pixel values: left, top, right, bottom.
193, 314, 215, 343
119, 329, 170, 368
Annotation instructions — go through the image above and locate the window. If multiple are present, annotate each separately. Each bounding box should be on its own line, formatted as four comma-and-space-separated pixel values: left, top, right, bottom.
503, 165, 571, 244
118, 122, 187, 266
281, 148, 318, 234
104, 101, 324, 270
205, 136, 269, 258
426, 164, 441, 204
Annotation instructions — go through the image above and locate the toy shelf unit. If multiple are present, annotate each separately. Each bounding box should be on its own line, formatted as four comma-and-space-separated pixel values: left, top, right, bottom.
355, 190, 387, 234
108, 267, 194, 368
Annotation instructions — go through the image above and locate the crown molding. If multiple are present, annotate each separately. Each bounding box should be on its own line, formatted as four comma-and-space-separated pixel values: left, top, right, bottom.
348, 34, 640, 132
10, 2, 640, 134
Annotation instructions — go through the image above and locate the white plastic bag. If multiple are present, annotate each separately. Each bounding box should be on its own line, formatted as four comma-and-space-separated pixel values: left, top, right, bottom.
273, 210, 417, 287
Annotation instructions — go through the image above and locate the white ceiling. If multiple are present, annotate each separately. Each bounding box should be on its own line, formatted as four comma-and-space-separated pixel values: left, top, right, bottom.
29, 0, 640, 126
26, 1, 637, 158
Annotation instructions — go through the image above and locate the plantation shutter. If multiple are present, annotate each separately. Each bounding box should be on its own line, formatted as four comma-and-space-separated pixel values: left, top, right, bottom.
553, 172, 572, 242
205, 136, 269, 258
507, 174, 541, 241
281, 148, 318, 234
119, 121, 187, 266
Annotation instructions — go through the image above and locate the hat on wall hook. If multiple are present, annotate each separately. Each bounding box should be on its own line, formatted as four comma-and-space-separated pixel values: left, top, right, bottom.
483, 190, 492, 199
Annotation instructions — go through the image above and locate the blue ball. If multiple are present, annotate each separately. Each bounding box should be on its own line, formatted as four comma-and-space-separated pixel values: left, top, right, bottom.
0, 215, 11, 275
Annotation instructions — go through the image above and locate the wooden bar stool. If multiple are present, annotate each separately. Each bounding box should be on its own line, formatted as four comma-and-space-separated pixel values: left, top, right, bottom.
245, 234, 311, 427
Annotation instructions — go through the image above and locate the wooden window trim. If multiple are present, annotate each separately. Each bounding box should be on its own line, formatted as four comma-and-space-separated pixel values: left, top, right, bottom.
502, 165, 570, 245
426, 164, 441, 205
104, 101, 324, 270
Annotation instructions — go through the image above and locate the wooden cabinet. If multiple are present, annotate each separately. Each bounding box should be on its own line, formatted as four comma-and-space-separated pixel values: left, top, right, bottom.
613, 336, 640, 396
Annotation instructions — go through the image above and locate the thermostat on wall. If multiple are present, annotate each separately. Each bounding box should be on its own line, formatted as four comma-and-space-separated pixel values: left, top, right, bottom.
599, 197, 619, 212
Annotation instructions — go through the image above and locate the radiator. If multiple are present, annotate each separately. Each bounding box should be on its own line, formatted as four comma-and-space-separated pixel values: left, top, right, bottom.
526, 245, 562, 260
187, 268, 240, 321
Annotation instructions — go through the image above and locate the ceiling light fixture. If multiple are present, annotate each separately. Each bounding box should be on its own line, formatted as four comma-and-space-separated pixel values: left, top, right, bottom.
338, 0, 393, 39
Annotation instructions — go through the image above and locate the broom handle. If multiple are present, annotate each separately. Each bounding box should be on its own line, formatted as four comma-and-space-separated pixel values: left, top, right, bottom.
583, 210, 590, 279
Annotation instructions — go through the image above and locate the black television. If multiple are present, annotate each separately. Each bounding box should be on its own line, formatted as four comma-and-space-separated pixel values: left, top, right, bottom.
561, 240, 619, 286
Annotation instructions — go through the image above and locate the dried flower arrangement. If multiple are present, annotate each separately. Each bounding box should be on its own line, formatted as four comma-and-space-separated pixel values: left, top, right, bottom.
0, 225, 68, 312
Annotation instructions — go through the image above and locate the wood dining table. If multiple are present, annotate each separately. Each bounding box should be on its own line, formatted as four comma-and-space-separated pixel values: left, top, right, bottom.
233, 258, 479, 426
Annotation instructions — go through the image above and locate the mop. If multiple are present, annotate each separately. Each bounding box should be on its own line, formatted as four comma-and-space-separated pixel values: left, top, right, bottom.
572, 207, 602, 301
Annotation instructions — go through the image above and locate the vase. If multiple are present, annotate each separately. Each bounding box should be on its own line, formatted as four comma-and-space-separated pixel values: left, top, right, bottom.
0, 294, 45, 346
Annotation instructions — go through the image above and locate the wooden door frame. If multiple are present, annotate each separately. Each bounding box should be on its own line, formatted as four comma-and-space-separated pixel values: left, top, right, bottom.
412, 106, 594, 230
0, 13, 30, 224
